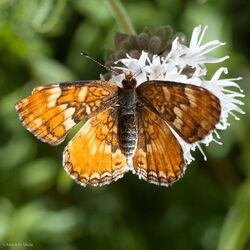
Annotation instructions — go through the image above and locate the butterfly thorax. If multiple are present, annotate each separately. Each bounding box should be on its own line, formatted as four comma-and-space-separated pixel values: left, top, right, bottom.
118, 74, 138, 159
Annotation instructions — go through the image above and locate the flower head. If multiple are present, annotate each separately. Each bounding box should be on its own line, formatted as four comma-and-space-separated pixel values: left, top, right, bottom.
108, 25, 244, 164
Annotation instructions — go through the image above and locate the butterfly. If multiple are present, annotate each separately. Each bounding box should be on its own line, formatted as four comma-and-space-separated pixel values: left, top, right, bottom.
16, 70, 221, 187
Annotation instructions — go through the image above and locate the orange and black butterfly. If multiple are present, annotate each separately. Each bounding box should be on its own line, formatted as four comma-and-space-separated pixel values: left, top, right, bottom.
16, 71, 221, 187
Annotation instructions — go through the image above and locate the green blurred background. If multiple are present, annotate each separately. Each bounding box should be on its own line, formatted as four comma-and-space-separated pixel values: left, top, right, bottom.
0, 0, 250, 249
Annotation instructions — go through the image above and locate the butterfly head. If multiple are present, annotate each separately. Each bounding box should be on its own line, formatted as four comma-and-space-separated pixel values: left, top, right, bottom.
122, 71, 137, 89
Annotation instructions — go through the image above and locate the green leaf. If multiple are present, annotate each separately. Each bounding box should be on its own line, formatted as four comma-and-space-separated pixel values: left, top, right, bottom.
32, 0, 67, 34
29, 57, 75, 82
218, 179, 250, 250
19, 158, 58, 192
6, 201, 46, 242
73, 0, 113, 24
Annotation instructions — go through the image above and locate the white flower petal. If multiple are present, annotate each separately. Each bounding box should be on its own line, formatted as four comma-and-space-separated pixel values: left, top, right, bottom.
189, 25, 201, 49
197, 25, 208, 47
196, 40, 226, 55
196, 55, 229, 64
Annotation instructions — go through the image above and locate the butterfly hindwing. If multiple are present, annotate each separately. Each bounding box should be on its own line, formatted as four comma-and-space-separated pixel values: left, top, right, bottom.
63, 107, 129, 187
137, 81, 221, 143
16, 81, 119, 145
132, 106, 185, 186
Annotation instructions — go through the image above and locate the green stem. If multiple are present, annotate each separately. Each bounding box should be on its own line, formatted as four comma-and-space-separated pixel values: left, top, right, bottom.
106, 0, 136, 35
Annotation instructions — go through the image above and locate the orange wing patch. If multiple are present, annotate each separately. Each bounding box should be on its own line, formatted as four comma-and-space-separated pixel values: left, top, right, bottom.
133, 107, 185, 186
137, 81, 221, 143
63, 107, 129, 187
16, 81, 119, 145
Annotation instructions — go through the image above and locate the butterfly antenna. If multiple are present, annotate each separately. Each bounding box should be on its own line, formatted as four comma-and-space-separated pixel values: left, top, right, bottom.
133, 63, 148, 79
80, 51, 118, 75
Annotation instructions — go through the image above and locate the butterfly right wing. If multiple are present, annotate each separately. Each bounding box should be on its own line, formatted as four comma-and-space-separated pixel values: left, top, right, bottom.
137, 81, 221, 143
16, 81, 119, 145
132, 106, 185, 186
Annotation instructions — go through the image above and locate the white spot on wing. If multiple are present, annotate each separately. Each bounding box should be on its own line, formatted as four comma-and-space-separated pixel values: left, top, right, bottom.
64, 118, 76, 130
48, 88, 62, 108
78, 87, 88, 102
86, 106, 91, 114
33, 117, 43, 127
64, 107, 75, 118
90, 141, 98, 155
185, 88, 197, 107
173, 107, 182, 118
172, 116, 183, 130
49, 87, 61, 94
163, 88, 171, 101
104, 144, 111, 154
90, 172, 100, 180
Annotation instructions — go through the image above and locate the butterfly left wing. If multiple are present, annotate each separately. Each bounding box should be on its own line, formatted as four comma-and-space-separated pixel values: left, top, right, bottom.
132, 106, 185, 186
137, 81, 221, 143
63, 106, 129, 187
16, 81, 119, 145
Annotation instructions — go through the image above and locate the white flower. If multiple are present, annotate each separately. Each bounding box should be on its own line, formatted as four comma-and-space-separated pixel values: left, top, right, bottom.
110, 25, 244, 164
112, 51, 148, 86
167, 26, 229, 68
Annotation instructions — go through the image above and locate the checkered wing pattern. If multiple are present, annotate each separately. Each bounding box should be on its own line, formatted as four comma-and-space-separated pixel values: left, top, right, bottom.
63, 107, 128, 186
16, 81, 119, 145
132, 106, 185, 186
137, 81, 221, 143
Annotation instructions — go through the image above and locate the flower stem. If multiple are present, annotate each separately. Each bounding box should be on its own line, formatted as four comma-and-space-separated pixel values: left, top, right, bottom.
106, 0, 136, 35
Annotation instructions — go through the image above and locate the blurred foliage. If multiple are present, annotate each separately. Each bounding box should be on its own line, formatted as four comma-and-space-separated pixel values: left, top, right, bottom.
0, 0, 250, 249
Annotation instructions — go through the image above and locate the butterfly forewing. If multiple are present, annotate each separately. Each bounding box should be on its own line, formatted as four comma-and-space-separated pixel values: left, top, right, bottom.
16, 81, 119, 145
63, 106, 128, 186
132, 106, 185, 186
137, 81, 221, 143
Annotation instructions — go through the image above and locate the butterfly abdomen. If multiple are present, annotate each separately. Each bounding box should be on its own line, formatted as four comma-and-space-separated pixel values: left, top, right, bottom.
118, 88, 137, 158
